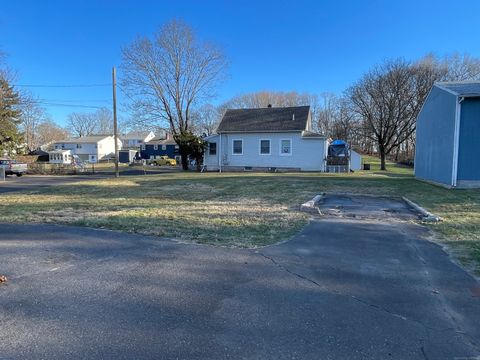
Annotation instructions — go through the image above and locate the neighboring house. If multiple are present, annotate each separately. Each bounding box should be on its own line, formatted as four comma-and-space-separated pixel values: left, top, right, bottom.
203, 106, 328, 171
140, 133, 180, 162
48, 149, 72, 164
121, 130, 156, 149
53, 135, 122, 163
415, 81, 480, 188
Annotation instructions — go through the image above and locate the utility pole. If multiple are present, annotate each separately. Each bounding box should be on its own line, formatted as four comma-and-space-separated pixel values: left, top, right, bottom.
112, 67, 119, 178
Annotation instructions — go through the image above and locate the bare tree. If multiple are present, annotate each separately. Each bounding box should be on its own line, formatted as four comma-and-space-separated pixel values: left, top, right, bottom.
66, 107, 117, 137
221, 91, 317, 110
316, 92, 338, 136
347, 60, 423, 170
35, 120, 69, 150
192, 103, 220, 136
442, 53, 480, 81
120, 20, 228, 169
19, 95, 49, 151
67, 112, 97, 137
95, 107, 114, 134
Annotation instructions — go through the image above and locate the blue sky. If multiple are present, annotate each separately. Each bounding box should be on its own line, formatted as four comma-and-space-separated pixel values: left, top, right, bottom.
1, 0, 480, 125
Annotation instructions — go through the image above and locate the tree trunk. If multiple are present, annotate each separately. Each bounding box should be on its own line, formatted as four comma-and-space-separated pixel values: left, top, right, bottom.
379, 148, 387, 171
180, 146, 189, 170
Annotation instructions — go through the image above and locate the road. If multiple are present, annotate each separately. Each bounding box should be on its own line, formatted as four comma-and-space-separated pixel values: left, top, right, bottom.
0, 167, 179, 194
0, 175, 105, 194
0, 197, 479, 359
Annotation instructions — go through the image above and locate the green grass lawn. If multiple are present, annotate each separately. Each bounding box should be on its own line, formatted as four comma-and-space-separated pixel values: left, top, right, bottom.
1, 157, 479, 273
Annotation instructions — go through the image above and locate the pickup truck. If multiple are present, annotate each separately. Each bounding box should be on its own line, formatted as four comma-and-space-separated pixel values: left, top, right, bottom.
0, 158, 28, 177
149, 156, 177, 166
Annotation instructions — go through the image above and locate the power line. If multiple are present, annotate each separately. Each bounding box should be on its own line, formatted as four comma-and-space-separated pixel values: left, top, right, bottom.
13, 83, 111, 88
38, 98, 111, 104
35, 101, 105, 109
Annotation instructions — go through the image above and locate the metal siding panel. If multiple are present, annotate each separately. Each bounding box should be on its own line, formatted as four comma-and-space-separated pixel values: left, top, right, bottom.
415, 87, 456, 186
457, 98, 480, 180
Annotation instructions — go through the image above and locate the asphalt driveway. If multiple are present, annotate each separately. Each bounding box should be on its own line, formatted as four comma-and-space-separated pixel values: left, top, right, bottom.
1, 200, 479, 359
0, 168, 178, 194
0, 175, 105, 194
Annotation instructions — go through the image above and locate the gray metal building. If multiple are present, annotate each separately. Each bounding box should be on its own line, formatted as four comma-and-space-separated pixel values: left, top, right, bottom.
415, 81, 480, 188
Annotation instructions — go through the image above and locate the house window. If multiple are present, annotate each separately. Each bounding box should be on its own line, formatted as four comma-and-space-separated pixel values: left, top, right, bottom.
209, 142, 217, 155
154, 144, 158, 150
162, 145, 167, 150
232, 140, 243, 155
260, 139, 270, 155
141, 144, 146, 150
280, 139, 292, 155
76, 144, 82, 149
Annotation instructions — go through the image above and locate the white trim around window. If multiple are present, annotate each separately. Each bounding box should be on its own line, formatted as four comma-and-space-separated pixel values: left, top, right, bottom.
279, 138, 292, 156
232, 139, 243, 155
259, 139, 271, 155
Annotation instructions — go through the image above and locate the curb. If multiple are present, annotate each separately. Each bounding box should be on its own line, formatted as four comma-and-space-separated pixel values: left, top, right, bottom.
300, 193, 326, 213
402, 196, 442, 222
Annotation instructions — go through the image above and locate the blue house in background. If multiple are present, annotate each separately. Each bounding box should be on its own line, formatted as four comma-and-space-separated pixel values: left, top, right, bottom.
140, 134, 180, 161
415, 81, 480, 188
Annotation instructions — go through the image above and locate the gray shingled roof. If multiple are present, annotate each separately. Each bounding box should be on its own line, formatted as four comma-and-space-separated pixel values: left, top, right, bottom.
122, 131, 153, 140
146, 136, 177, 145
436, 81, 480, 97
217, 106, 310, 133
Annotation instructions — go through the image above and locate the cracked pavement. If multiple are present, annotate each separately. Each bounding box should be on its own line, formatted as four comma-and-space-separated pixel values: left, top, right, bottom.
0, 196, 479, 359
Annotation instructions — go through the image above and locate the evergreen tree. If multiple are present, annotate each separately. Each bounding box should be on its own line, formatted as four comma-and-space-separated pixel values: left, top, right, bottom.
0, 77, 22, 154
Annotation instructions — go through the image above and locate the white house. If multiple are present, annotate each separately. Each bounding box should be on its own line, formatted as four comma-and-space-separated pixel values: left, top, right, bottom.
121, 130, 156, 149
203, 106, 328, 171
53, 135, 122, 163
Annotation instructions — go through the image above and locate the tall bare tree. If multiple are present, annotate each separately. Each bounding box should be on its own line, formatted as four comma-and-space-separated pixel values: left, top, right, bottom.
347, 60, 423, 170
66, 107, 116, 137
20, 95, 49, 151
442, 53, 480, 81
221, 91, 317, 110
35, 120, 69, 150
120, 20, 228, 169
67, 112, 97, 137
95, 107, 114, 134
192, 103, 220, 136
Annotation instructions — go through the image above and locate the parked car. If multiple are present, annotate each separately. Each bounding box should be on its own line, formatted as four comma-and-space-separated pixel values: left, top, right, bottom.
0, 158, 28, 176
149, 156, 177, 166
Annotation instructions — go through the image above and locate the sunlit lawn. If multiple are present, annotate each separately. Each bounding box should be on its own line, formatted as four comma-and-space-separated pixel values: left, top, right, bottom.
1, 157, 479, 272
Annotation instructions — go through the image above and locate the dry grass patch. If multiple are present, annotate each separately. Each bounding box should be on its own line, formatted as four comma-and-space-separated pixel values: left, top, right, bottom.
0, 165, 478, 271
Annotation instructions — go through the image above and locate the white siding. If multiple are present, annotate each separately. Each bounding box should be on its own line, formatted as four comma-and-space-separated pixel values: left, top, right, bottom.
204, 135, 220, 169
204, 133, 327, 171
350, 150, 362, 171
52, 136, 122, 161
